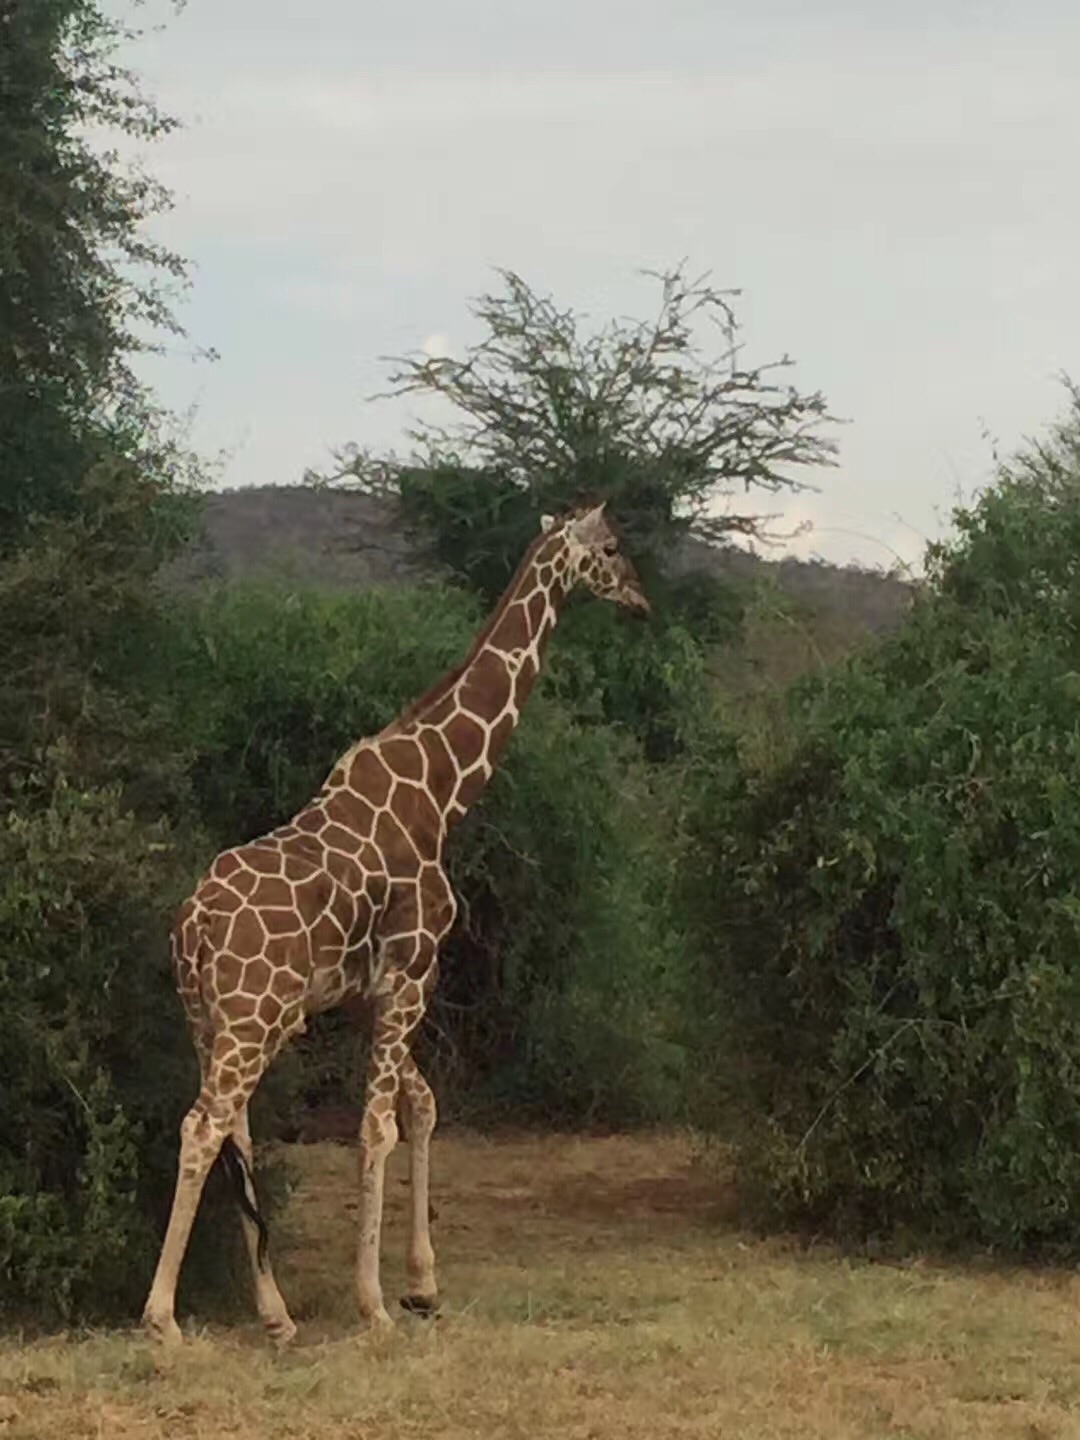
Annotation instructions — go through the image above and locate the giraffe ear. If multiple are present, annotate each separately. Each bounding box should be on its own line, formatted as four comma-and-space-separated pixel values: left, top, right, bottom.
540, 513, 556, 533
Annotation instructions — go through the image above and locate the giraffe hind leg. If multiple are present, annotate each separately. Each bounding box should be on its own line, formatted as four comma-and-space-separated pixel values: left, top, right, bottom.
142, 1019, 217, 1344
229, 1104, 296, 1347
142, 1092, 241, 1343
142, 1020, 293, 1344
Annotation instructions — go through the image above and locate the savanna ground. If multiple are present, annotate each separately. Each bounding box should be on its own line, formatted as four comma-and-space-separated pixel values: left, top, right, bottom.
4, 1132, 1080, 1440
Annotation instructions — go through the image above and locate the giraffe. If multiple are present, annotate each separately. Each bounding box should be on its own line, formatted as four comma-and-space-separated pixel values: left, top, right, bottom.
140, 501, 650, 1346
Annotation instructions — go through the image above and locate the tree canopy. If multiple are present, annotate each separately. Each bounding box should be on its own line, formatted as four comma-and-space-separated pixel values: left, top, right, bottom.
0, 0, 198, 546
321, 266, 838, 593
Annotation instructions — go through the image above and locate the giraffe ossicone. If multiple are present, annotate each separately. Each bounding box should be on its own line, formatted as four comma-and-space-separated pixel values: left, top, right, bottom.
141, 504, 650, 1345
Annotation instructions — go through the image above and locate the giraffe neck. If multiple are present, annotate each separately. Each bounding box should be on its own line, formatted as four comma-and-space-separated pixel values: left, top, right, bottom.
389, 530, 571, 826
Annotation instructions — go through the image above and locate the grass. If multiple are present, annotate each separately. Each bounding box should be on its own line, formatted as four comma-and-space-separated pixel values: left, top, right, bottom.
4, 1131, 1080, 1438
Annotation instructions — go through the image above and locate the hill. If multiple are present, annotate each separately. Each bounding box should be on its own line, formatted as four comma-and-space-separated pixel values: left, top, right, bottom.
167, 486, 914, 642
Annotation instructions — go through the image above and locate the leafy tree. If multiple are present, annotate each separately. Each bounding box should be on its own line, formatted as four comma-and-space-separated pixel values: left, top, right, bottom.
683, 388, 1080, 1255
320, 267, 834, 753
0, 0, 201, 548
0, 1, 240, 1323
0, 0, 202, 803
323, 265, 837, 588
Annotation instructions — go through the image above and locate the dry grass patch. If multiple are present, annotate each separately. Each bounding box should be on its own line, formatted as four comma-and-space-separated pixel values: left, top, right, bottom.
4, 1131, 1080, 1438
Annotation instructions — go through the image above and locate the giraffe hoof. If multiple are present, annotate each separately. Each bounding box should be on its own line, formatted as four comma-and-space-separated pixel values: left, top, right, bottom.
264, 1315, 298, 1350
400, 1293, 441, 1318
142, 1311, 183, 1346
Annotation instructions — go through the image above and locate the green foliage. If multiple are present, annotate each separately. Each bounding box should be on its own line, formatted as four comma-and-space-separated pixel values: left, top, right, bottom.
0, 488, 247, 1326
394, 463, 536, 604
683, 392, 1080, 1253
542, 598, 719, 762
439, 709, 686, 1124
331, 266, 836, 562
321, 267, 832, 743
0, 462, 197, 805
168, 581, 481, 846
0, 0, 246, 1325
0, 0, 199, 547
0, 766, 208, 1322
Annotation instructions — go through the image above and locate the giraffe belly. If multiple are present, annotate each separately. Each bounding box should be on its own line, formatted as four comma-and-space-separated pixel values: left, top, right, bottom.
306, 936, 376, 1013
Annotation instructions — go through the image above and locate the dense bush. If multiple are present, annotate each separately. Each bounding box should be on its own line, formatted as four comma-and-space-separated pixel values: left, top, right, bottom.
168, 581, 479, 845
0, 481, 275, 1325
542, 588, 730, 762
437, 707, 687, 1124
683, 396, 1080, 1253
0, 771, 204, 1321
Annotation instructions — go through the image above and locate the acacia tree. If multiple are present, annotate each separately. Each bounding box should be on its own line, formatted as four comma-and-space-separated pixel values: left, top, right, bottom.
323, 266, 838, 594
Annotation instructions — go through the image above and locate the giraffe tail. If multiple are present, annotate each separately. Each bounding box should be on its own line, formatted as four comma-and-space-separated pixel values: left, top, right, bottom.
219, 1136, 271, 1270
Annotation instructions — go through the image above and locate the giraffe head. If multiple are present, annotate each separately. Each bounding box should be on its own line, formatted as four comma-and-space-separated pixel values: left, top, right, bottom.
540, 503, 651, 616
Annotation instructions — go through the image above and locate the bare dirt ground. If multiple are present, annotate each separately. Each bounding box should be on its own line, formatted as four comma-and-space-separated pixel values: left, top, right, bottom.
4, 1131, 1080, 1439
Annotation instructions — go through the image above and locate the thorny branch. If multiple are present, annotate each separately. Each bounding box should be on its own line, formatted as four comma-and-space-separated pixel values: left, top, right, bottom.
324, 264, 841, 549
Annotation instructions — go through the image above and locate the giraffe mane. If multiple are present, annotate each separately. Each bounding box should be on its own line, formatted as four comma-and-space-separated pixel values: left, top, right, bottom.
380, 523, 562, 736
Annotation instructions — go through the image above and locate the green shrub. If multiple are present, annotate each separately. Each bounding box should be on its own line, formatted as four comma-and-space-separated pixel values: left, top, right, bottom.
543, 595, 725, 762
684, 395, 1080, 1253
0, 490, 287, 1326
441, 709, 687, 1125
167, 580, 480, 846
0, 0, 273, 1327
0, 765, 241, 1322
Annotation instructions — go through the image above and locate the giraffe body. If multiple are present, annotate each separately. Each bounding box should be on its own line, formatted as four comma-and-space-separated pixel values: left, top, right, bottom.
142, 504, 650, 1344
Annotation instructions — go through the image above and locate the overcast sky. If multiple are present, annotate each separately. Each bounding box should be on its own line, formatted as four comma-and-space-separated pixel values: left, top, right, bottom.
122, 0, 1080, 573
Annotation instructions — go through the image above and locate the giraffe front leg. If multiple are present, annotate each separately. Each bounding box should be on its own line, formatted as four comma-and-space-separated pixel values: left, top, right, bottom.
398, 1053, 439, 1316
354, 949, 437, 1330
355, 1097, 398, 1330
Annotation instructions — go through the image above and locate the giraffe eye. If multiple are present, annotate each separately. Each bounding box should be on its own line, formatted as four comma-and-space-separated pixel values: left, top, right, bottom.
602, 540, 617, 556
